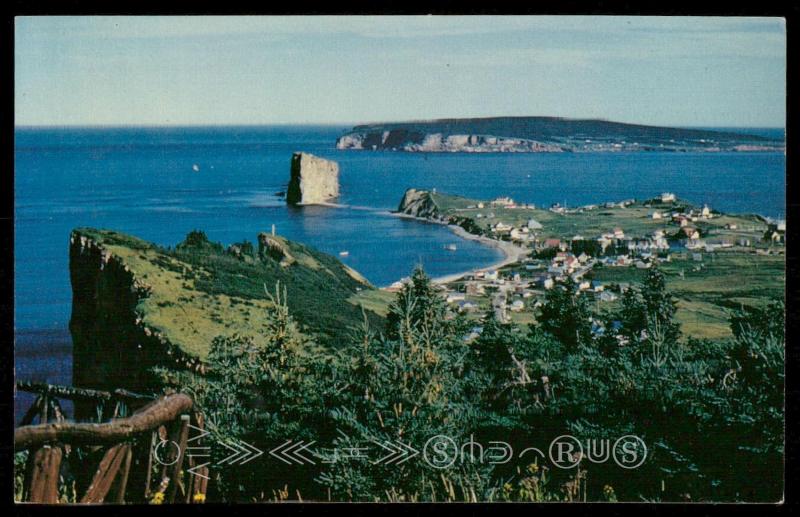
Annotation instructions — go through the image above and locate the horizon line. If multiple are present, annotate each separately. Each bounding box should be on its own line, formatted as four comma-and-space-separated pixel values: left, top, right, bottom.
13, 121, 787, 131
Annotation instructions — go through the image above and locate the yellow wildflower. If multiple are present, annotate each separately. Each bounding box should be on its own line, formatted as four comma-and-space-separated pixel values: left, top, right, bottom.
150, 491, 165, 505
193, 493, 206, 503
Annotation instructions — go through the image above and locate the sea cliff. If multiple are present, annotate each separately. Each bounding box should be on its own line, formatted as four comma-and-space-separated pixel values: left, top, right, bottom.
337, 116, 784, 153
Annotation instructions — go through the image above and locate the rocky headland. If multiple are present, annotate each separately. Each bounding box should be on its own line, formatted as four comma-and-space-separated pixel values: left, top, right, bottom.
337, 116, 784, 153
68, 228, 380, 403
395, 188, 529, 283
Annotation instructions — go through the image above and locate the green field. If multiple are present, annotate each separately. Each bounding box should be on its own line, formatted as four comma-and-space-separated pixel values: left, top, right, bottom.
430, 191, 769, 241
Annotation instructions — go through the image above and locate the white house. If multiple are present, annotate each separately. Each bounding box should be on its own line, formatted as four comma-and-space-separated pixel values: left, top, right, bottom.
493, 222, 513, 233
492, 196, 515, 207
527, 218, 543, 230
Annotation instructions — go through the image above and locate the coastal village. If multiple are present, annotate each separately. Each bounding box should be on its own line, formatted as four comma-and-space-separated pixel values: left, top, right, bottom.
388, 189, 785, 339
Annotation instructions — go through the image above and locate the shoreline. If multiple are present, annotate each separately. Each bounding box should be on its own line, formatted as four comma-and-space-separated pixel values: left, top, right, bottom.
304, 205, 530, 286
386, 211, 529, 285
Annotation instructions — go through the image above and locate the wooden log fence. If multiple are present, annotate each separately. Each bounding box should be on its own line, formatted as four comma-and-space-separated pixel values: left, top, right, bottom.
14, 382, 208, 504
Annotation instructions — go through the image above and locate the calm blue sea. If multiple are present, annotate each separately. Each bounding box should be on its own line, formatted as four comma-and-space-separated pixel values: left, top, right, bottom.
13, 125, 785, 420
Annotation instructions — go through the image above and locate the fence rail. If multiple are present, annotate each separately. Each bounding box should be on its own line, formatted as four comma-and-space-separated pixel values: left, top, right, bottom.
14, 382, 208, 504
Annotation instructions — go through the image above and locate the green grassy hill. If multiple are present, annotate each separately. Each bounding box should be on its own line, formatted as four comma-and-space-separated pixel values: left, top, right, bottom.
71, 228, 385, 360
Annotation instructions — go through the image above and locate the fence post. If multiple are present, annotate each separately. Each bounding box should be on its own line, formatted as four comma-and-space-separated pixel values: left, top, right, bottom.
114, 446, 133, 503
80, 443, 130, 503
168, 415, 190, 503
25, 446, 63, 503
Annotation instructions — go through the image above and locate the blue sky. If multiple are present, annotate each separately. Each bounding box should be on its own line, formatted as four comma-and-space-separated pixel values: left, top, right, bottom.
15, 16, 786, 127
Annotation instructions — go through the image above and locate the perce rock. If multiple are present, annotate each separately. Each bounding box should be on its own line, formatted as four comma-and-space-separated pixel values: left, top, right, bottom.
286, 152, 340, 205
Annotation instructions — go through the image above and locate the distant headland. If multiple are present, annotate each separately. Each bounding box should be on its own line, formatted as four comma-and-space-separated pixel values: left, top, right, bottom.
336, 116, 784, 153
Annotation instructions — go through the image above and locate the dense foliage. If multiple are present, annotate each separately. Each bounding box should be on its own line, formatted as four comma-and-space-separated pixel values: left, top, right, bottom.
165, 265, 783, 502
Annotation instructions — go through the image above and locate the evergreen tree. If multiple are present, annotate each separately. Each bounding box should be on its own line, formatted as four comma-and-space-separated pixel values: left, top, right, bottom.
322, 266, 489, 501
537, 277, 592, 350
386, 266, 450, 345
641, 267, 681, 343
618, 267, 680, 345
618, 287, 646, 343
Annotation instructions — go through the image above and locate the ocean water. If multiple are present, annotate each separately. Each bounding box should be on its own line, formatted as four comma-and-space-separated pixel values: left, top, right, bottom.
13, 125, 785, 420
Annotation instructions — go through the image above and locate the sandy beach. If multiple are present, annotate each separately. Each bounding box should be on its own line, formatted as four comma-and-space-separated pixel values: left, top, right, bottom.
387, 212, 529, 285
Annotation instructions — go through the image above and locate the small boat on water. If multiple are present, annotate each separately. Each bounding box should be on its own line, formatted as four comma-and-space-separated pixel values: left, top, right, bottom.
192, 164, 200, 172
339, 251, 349, 257
445, 244, 458, 251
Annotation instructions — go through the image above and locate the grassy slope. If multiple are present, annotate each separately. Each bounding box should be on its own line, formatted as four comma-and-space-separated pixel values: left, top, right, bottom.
589, 252, 785, 339
431, 192, 769, 240
348, 288, 396, 318
76, 228, 385, 359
